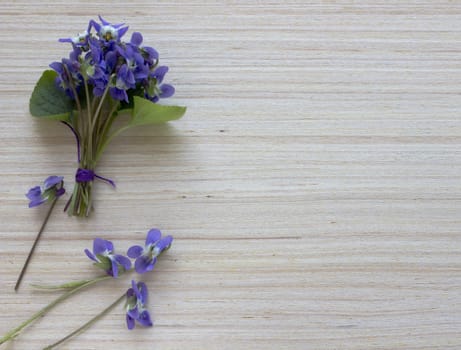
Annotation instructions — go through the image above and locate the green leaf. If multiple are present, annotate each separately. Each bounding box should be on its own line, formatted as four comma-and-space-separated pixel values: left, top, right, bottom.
29, 70, 74, 121
130, 96, 186, 126
95, 97, 186, 161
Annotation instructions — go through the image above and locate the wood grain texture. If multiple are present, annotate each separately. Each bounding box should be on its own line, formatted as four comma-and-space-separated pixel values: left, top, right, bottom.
1, 1, 460, 349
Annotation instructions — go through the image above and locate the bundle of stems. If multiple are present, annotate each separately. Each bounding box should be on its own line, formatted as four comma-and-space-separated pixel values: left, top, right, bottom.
63, 75, 120, 217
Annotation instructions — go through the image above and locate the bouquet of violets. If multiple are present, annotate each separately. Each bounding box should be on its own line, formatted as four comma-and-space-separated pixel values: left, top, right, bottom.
30, 16, 186, 217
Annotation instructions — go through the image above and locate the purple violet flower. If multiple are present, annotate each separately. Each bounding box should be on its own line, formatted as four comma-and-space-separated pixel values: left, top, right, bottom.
85, 238, 131, 277
110, 63, 136, 102
118, 44, 150, 81
125, 280, 153, 329
59, 30, 90, 48
90, 15, 129, 42
141, 46, 159, 67
127, 229, 173, 274
53, 16, 176, 105
146, 66, 175, 103
49, 49, 83, 99
26, 176, 65, 208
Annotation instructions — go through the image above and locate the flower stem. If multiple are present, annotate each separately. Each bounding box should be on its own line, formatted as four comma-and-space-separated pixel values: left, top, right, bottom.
0, 275, 112, 345
43, 292, 125, 350
14, 197, 58, 291
96, 119, 129, 162
83, 79, 93, 164
63, 65, 82, 115
92, 84, 110, 132
31, 279, 95, 291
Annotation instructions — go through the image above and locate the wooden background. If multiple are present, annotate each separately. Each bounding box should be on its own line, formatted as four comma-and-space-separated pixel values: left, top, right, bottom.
1, 1, 460, 349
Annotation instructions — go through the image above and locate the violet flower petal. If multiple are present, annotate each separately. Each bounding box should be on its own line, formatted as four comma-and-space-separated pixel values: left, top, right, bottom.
130, 32, 143, 46
134, 255, 152, 274
89, 19, 101, 33
26, 186, 41, 201
147, 257, 157, 272
126, 287, 134, 298
84, 248, 98, 262
127, 306, 139, 320
138, 310, 153, 327
43, 175, 63, 190
157, 235, 173, 252
152, 66, 168, 83
110, 257, 119, 278
160, 84, 175, 98
55, 187, 66, 197
93, 238, 113, 255
109, 87, 128, 102
127, 245, 143, 259
126, 314, 135, 330
117, 26, 129, 39
131, 279, 140, 298
98, 15, 111, 26
28, 198, 46, 208
114, 254, 132, 271
49, 62, 63, 73
142, 46, 159, 62
146, 228, 161, 246
138, 282, 148, 304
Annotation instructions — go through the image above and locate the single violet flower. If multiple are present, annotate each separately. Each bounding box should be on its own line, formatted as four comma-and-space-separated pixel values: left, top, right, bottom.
49, 48, 83, 99
125, 280, 153, 329
127, 229, 173, 274
85, 238, 131, 277
110, 63, 136, 102
26, 176, 65, 208
141, 46, 159, 67
118, 43, 149, 81
59, 30, 90, 48
90, 15, 129, 42
146, 66, 175, 103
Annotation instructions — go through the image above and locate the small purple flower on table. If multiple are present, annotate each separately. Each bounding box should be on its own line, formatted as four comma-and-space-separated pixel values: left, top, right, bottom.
125, 280, 153, 329
85, 238, 131, 277
127, 229, 173, 274
26, 176, 65, 208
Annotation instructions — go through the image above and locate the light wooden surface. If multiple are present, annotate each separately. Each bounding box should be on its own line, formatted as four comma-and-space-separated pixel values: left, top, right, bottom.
1, 1, 461, 349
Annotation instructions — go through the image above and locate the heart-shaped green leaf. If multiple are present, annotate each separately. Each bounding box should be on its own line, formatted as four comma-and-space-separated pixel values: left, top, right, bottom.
130, 96, 186, 126
29, 70, 74, 121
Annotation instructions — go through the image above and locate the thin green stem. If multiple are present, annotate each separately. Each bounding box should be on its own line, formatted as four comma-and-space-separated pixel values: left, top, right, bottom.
43, 292, 125, 350
83, 79, 93, 165
85, 182, 93, 217
0, 275, 111, 345
62, 66, 81, 138
92, 84, 110, 132
97, 101, 119, 139
15, 197, 58, 291
66, 184, 79, 216
31, 279, 93, 291
91, 94, 99, 117
96, 120, 131, 162
63, 65, 82, 115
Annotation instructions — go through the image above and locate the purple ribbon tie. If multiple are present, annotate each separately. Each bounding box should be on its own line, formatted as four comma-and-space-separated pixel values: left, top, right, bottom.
62, 122, 116, 189
76, 168, 116, 188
